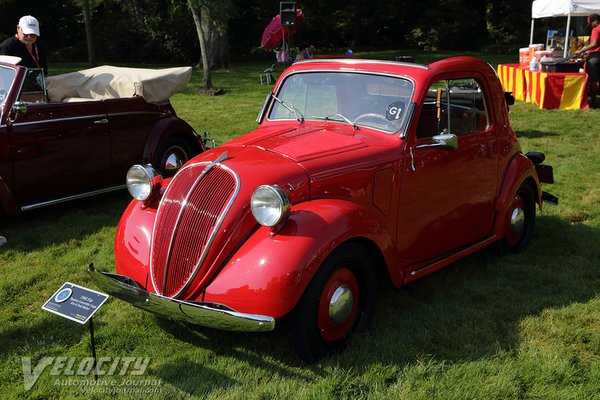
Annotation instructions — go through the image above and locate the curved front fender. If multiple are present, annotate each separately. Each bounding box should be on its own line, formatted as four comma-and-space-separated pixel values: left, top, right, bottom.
203, 199, 393, 318
494, 153, 541, 237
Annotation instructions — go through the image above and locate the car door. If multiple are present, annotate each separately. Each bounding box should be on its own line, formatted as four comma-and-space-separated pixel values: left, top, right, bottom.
396, 76, 498, 261
9, 90, 111, 206
103, 97, 164, 182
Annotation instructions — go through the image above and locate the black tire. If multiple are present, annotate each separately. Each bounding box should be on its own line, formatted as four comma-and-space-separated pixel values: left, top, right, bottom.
155, 136, 194, 178
497, 183, 536, 254
289, 243, 377, 363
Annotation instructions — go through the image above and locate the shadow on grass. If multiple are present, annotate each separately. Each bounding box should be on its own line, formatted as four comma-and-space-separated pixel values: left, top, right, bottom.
124, 214, 598, 392
3, 207, 597, 395
0, 191, 130, 253
340, 214, 599, 369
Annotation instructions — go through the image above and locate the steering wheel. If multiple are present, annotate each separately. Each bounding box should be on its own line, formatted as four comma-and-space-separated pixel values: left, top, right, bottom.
353, 113, 389, 125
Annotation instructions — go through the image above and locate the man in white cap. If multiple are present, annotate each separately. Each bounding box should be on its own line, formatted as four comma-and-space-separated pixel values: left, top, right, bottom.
0, 15, 47, 75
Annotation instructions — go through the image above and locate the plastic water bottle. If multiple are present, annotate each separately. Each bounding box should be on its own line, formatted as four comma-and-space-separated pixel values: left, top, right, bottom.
529, 56, 539, 71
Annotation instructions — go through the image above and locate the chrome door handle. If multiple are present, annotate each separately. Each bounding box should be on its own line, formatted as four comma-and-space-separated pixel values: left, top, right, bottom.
94, 119, 108, 124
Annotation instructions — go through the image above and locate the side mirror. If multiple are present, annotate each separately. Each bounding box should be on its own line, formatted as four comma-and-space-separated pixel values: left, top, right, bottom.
12, 101, 28, 116
8, 101, 28, 124
432, 133, 458, 149
416, 132, 458, 150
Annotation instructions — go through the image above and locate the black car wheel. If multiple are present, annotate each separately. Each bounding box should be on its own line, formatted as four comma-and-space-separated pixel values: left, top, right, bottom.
497, 183, 536, 254
289, 243, 377, 363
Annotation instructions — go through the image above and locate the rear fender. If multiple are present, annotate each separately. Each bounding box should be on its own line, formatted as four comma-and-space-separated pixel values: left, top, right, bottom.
494, 153, 541, 237
203, 199, 393, 318
142, 117, 203, 164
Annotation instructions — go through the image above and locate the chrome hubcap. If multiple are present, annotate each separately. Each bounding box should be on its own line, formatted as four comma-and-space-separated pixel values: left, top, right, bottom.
329, 285, 354, 325
511, 207, 525, 234
164, 150, 184, 173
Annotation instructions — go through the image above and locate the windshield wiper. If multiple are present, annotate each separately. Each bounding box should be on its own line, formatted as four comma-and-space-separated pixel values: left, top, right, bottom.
272, 94, 304, 124
311, 113, 358, 129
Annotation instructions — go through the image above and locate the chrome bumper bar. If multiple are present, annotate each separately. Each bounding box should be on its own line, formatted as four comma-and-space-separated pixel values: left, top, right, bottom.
87, 264, 275, 332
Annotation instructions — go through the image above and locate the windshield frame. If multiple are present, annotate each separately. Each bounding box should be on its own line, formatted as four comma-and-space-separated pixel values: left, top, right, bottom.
265, 70, 416, 135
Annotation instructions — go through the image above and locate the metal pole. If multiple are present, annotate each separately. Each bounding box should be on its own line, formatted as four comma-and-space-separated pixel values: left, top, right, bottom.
89, 317, 98, 381
565, 14, 572, 58
530, 18, 535, 45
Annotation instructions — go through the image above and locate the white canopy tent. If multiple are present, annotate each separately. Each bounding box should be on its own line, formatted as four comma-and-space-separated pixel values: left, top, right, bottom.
530, 0, 600, 57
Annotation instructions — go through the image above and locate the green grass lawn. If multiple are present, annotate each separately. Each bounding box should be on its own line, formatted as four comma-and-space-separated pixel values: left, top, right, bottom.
1, 53, 600, 399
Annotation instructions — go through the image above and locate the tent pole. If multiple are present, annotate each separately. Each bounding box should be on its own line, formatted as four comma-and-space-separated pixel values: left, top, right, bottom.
530, 19, 535, 45
564, 13, 572, 57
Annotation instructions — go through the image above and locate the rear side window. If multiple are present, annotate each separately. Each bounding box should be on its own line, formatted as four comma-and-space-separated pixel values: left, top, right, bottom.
416, 78, 489, 139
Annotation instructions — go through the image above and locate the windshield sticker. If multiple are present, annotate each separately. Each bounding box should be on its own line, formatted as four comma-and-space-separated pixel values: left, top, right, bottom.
386, 101, 405, 121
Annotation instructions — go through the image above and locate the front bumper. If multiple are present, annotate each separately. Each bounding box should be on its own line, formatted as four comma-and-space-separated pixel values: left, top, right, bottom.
87, 264, 275, 332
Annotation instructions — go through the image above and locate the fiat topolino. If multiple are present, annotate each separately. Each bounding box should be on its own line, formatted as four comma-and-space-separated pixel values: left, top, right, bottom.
90, 56, 556, 362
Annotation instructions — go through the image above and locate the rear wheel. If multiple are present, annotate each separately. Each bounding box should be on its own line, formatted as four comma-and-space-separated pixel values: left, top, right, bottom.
497, 183, 536, 254
289, 243, 377, 363
155, 136, 194, 178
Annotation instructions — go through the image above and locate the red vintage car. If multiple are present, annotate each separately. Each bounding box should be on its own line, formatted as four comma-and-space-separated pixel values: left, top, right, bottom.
0, 59, 207, 215
90, 56, 556, 362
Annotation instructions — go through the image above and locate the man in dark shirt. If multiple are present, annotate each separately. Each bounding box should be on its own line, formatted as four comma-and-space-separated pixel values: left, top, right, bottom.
0, 15, 47, 75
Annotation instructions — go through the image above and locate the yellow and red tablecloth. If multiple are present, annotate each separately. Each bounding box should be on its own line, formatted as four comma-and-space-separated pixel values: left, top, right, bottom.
497, 63, 589, 110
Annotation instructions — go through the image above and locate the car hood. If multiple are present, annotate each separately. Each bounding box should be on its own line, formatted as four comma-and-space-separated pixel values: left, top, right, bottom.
231, 124, 370, 163
147, 123, 389, 300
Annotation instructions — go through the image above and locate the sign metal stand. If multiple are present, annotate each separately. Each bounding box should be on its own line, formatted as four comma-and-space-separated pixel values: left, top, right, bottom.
42, 282, 109, 381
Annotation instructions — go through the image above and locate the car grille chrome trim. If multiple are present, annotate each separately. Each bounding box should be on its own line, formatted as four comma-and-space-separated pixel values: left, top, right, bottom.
150, 152, 238, 298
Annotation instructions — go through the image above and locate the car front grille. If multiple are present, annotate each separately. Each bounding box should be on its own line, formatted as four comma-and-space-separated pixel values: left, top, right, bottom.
150, 162, 237, 298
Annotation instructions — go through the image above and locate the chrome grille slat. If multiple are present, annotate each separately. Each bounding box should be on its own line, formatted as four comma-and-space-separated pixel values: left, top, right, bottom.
150, 160, 238, 298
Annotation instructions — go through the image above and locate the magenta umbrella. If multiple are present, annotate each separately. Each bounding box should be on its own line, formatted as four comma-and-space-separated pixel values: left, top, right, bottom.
260, 9, 304, 50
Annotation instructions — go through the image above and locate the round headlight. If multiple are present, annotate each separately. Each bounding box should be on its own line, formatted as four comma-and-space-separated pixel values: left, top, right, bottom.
126, 164, 162, 201
251, 185, 291, 227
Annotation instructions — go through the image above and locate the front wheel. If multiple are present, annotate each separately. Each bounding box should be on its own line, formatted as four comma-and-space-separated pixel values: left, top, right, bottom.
497, 183, 536, 254
289, 243, 377, 363
155, 136, 194, 178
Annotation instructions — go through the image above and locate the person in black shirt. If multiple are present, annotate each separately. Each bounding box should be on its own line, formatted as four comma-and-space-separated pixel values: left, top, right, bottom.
0, 15, 47, 75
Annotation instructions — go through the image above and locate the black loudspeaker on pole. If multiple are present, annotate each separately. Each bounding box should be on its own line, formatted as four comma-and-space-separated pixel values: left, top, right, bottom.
280, 2, 296, 26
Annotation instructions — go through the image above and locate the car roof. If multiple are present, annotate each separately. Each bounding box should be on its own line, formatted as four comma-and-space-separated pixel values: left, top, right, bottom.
282, 56, 496, 82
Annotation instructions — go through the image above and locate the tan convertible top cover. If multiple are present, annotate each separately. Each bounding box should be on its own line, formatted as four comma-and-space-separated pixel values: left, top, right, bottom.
46, 65, 192, 104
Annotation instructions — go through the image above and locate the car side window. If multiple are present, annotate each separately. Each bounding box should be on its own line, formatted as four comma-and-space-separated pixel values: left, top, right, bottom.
416, 78, 489, 139
18, 68, 47, 103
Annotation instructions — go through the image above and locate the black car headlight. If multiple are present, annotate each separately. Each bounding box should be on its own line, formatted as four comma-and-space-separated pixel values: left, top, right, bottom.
251, 185, 291, 227
126, 164, 162, 201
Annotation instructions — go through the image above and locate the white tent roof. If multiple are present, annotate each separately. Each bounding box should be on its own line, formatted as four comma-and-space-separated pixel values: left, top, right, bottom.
530, 0, 600, 56
532, 0, 600, 18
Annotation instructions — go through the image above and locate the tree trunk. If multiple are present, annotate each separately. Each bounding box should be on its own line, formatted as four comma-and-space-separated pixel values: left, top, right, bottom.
189, 3, 212, 89
82, 0, 97, 66
217, 30, 230, 69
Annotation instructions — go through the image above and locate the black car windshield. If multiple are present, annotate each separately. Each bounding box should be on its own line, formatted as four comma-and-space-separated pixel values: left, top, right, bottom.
268, 71, 414, 134
0, 66, 16, 106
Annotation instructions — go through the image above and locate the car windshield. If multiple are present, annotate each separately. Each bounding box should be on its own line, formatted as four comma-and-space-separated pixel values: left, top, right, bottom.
0, 66, 16, 106
268, 71, 414, 134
